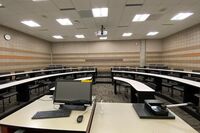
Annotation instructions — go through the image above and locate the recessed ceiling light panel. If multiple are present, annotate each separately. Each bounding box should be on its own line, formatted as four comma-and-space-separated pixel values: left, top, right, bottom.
75, 35, 85, 38
92, 8, 108, 17
53, 35, 63, 39
122, 33, 132, 37
132, 14, 150, 22
56, 18, 73, 26
99, 37, 107, 40
147, 31, 159, 36
21, 20, 41, 27
171, 12, 193, 20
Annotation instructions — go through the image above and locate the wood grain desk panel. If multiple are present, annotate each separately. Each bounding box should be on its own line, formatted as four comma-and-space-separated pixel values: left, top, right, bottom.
0, 95, 95, 132
90, 103, 198, 133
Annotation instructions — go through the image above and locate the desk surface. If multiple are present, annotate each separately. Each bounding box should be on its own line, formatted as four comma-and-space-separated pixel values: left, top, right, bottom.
90, 103, 198, 133
113, 67, 200, 75
0, 70, 95, 90
0, 67, 96, 78
114, 77, 155, 92
0, 95, 94, 132
112, 70, 200, 88
0, 68, 66, 78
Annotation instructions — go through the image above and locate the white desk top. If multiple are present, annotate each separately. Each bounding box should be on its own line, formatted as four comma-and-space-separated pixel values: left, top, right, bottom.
0, 70, 95, 90
114, 77, 155, 92
0, 95, 94, 132
0, 68, 96, 78
90, 103, 198, 133
0, 68, 66, 78
74, 77, 92, 81
112, 70, 200, 88
113, 67, 200, 75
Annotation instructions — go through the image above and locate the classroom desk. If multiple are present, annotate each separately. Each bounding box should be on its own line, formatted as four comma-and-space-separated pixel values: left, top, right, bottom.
90, 103, 198, 133
112, 67, 200, 77
113, 77, 155, 102
0, 67, 96, 79
0, 70, 95, 102
0, 68, 66, 79
0, 95, 96, 133
0, 96, 198, 133
112, 70, 200, 105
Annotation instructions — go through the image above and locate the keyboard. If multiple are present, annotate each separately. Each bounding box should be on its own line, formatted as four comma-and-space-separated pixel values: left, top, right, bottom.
32, 109, 71, 119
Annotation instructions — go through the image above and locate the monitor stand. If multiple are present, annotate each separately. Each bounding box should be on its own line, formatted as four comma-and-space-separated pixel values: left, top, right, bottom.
59, 104, 86, 111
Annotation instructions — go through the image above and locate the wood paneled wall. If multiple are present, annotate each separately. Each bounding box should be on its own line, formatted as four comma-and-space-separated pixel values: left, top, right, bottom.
0, 25, 51, 72
52, 40, 162, 71
162, 24, 200, 71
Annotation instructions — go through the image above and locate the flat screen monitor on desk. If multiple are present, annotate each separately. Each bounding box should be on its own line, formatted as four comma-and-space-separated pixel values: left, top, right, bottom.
32, 80, 92, 119
54, 80, 92, 110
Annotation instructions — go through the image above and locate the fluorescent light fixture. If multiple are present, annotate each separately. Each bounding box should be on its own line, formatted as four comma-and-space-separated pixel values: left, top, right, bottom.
99, 37, 107, 40
75, 35, 85, 38
21, 20, 41, 27
53, 35, 63, 39
171, 12, 193, 20
0, 3, 3, 7
92, 8, 108, 17
132, 14, 150, 22
56, 18, 73, 26
147, 31, 159, 36
122, 33, 132, 37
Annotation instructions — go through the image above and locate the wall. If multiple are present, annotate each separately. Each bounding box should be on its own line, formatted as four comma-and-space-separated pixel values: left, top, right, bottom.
0, 25, 51, 72
146, 40, 163, 65
52, 40, 162, 71
162, 24, 200, 71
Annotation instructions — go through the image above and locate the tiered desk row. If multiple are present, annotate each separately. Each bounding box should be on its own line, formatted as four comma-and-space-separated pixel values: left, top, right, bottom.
0, 67, 97, 113
0, 66, 199, 133
111, 66, 200, 118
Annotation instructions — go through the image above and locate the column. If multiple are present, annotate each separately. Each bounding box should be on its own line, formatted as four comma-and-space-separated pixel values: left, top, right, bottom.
140, 40, 146, 67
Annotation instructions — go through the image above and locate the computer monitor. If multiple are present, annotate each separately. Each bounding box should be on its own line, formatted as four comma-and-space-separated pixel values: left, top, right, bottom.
54, 80, 92, 109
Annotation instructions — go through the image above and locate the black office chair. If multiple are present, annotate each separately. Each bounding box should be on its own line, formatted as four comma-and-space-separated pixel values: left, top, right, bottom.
0, 72, 18, 112
15, 71, 30, 80
191, 70, 200, 82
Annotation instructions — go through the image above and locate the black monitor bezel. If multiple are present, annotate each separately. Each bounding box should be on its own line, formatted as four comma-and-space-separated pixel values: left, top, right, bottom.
53, 80, 92, 105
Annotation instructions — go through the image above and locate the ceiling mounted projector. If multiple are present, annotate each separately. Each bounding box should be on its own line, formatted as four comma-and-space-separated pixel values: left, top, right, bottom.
96, 25, 107, 37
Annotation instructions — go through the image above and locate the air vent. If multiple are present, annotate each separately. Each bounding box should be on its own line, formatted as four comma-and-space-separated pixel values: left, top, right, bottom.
162, 23, 174, 26
78, 10, 93, 18
76, 28, 88, 30
159, 8, 167, 12
118, 26, 128, 28
60, 8, 76, 11
39, 29, 48, 31
147, 14, 163, 21
125, 4, 143, 7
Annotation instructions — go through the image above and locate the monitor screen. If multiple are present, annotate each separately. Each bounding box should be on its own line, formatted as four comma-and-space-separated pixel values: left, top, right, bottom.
54, 80, 92, 105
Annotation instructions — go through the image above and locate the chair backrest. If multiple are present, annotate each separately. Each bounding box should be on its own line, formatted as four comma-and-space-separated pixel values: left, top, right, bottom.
15, 71, 30, 80
192, 70, 200, 78
0, 72, 11, 75
173, 69, 184, 71
0, 72, 12, 82
32, 69, 40, 71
